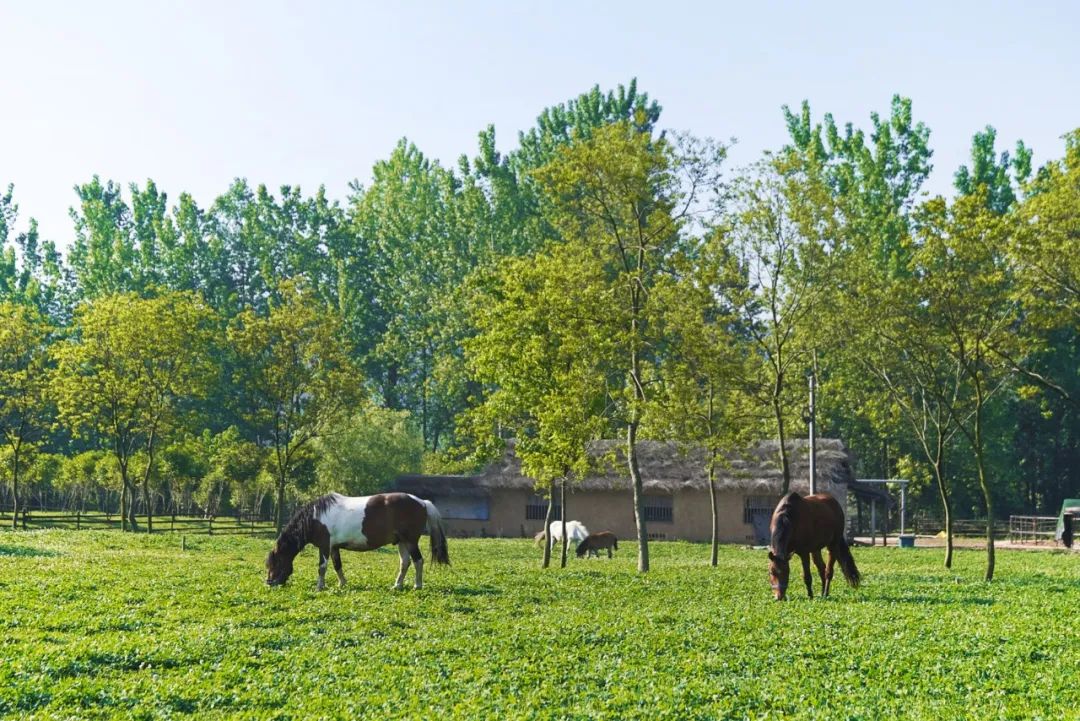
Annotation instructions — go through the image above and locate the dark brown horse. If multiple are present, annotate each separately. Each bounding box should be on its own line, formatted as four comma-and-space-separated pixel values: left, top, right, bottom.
576, 532, 618, 558
265, 492, 450, 591
768, 492, 860, 600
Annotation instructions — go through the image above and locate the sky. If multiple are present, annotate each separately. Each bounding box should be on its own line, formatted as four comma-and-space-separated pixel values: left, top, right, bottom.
2, 0, 1078, 248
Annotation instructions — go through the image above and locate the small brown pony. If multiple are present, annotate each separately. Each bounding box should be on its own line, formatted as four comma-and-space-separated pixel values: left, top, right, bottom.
576, 532, 618, 558
266, 492, 449, 591
768, 492, 860, 601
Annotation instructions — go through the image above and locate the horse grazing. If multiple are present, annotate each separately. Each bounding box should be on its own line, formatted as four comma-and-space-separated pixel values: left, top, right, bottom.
265, 492, 450, 591
576, 531, 618, 558
540, 520, 589, 549
768, 492, 860, 601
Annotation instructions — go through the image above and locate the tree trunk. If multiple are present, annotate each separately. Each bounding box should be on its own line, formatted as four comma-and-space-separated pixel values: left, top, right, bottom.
275, 468, 287, 533
141, 439, 156, 534
126, 478, 139, 531
627, 421, 650, 572
772, 391, 791, 495
541, 488, 554, 569
932, 452, 953, 569
120, 481, 128, 532
10, 450, 18, 530
973, 391, 995, 582
708, 453, 719, 567
118, 462, 140, 533
560, 479, 568, 569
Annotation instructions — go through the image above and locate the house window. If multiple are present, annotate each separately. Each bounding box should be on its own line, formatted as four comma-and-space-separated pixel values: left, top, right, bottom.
643, 495, 673, 523
431, 496, 490, 521
525, 495, 560, 521
744, 495, 778, 524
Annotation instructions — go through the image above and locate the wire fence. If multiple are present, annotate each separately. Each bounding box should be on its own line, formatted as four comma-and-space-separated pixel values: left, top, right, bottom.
1007, 515, 1059, 544
0, 508, 277, 536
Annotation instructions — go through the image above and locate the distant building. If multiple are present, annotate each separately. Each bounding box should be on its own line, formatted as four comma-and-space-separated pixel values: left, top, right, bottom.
393, 439, 886, 544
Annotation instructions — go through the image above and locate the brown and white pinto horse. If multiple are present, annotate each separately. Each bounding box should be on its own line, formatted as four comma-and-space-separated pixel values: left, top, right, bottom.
576, 531, 618, 558
768, 492, 860, 601
265, 492, 450, 591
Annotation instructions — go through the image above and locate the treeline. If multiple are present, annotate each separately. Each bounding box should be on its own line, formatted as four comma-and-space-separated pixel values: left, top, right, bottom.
1, 81, 1078, 578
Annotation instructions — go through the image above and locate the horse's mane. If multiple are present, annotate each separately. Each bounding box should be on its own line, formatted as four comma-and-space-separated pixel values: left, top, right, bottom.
770, 493, 799, 555
276, 493, 342, 552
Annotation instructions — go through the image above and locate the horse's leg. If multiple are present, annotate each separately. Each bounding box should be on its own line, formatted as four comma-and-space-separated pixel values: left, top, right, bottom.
607, 546, 612, 559
317, 543, 330, 591
393, 542, 411, 590
800, 553, 813, 599
409, 541, 424, 590
812, 550, 827, 598
331, 547, 346, 587
824, 548, 837, 597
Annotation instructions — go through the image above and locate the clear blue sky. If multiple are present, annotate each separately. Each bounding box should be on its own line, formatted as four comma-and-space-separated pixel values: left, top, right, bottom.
2, 0, 1077, 247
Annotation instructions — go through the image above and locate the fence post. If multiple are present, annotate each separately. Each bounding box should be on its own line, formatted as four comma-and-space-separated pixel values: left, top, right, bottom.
76, 510, 81, 531
208, 517, 213, 536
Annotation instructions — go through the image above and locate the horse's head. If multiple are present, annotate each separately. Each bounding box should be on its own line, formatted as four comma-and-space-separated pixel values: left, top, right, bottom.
767, 550, 790, 601
575, 542, 587, 558
265, 543, 295, 587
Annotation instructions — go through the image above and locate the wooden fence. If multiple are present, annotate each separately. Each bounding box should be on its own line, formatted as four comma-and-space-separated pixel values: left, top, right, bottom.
0, 509, 277, 536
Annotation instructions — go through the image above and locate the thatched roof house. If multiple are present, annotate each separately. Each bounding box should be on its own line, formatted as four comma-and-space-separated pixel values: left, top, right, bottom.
394, 438, 883, 543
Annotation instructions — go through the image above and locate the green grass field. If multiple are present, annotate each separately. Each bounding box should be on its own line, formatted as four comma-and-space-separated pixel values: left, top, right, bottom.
1, 531, 1078, 720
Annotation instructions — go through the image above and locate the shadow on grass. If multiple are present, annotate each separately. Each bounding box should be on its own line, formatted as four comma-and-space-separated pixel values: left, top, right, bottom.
0, 545, 60, 558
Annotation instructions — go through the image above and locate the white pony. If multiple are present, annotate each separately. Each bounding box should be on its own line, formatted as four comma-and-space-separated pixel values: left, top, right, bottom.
546, 520, 589, 549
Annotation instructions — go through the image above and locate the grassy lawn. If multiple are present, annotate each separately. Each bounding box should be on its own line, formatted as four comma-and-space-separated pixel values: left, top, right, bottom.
1, 531, 1078, 720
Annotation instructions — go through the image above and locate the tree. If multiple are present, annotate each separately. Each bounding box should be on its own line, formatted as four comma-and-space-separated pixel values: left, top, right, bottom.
0, 185, 69, 319
0, 303, 53, 528
912, 193, 1018, 581
778, 97, 935, 488
53, 291, 219, 531
347, 141, 471, 449
463, 250, 610, 569
839, 264, 966, 567
955, 126, 1031, 215
532, 122, 725, 572
647, 231, 753, 565
315, 405, 424, 496
728, 160, 834, 494
228, 282, 364, 531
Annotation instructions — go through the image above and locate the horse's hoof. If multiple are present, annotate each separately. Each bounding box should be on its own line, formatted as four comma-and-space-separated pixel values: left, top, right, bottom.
392, 584, 404, 591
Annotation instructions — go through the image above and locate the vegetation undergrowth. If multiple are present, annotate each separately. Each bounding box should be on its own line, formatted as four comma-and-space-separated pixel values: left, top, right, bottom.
1, 531, 1078, 720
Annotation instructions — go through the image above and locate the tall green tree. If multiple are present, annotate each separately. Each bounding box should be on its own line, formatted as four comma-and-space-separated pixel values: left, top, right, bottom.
913, 193, 1018, 580
728, 160, 835, 494
0, 185, 68, 318
647, 230, 753, 565
314, 405, 424, 496
532, 122, 725, 572
0, 303, 53, 527
463, 250, 611, 569
228, 282, 364, 531
955, 126, 1032, 215
53, 291, 219, 531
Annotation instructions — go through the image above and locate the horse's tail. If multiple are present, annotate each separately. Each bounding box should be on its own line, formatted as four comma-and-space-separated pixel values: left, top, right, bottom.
832, 538, 861, 588
422, 500, 451, 565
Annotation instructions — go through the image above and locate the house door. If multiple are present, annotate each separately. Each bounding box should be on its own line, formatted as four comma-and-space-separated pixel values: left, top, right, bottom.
751, 511, 772, 546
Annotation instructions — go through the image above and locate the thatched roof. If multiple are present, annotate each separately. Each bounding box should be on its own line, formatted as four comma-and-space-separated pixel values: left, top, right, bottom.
394, 438, 863, 497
